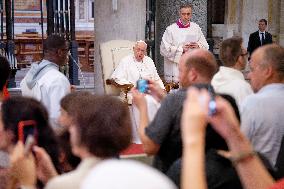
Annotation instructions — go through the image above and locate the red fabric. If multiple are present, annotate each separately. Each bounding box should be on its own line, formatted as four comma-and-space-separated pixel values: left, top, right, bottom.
268, 179, 284, 189
120, 143, 144, 155
176, 19, 190, 28
3, 83, 9, 99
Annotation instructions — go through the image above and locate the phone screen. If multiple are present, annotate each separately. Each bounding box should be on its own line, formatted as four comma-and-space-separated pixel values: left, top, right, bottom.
136, 79, 149, 93
18, 120, 37, 143
207, 87, 216, 116
23, 125, 35, 142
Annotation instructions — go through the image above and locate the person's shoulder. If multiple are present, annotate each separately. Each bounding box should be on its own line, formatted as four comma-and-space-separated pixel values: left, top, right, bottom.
164, 89, 186, 103
250, 31, 259, 36
48, 69, 68, 79
266, 31, 272, 36
144, 55, 155, 63
190, 21, 200, 27
81, 159, 177, 189
241, 93, 260, 109
40, 69, 69, 85
166, 22, 179, 30
45, 170, 78, 189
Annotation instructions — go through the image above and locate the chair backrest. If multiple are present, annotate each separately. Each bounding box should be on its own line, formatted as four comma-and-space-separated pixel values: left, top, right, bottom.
100, 40, 136, 95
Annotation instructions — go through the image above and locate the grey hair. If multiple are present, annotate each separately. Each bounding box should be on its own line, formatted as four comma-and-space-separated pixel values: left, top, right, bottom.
180, 3, 193, 10
261, 44, 284, 79
135, 40, 147, 48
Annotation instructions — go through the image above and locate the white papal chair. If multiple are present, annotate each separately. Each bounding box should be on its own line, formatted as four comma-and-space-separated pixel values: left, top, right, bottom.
100, 40, 136, 102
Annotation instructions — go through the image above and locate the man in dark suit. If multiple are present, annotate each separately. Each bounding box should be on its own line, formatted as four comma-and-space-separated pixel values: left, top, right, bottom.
247, 19, 273, 58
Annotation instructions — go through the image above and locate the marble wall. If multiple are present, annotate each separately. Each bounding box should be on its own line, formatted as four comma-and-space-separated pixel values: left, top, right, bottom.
93, 0, 146, 93
220, 0, 283, 48
279, 0, 284, 46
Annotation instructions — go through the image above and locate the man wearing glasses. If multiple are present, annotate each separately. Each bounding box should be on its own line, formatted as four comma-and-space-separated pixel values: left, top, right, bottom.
20, 34, 71, 131
211, 37, 253, 107
160, 3, 208, 85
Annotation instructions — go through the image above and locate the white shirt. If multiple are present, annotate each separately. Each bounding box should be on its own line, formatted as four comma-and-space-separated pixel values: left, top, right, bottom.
160, 22, 209, 82
259, 31, 266, 41
211, 66, 253, 107
111, 54, 164, 89
241, 84, 284, 166
20, 60, 70, 130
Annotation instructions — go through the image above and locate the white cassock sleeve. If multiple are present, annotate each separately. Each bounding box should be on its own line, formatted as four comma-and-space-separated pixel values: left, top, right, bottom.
196, 25, 209, 50
110, 58, 132, 85
152, 65, 165, 89
160, 28, 184, 64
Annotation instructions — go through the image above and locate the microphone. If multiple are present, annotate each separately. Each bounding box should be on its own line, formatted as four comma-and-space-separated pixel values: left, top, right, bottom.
68, 52, 86, 89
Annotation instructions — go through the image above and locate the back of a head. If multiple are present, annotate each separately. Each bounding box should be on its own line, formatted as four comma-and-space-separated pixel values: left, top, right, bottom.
1, 96, 50, 142
43, 34, 67, 52
261, 44, 284, 80
81, 159, 177, 189
60, 91, 93, 114
219, 37, 243, 67
0, 56, 11, 92
185, 49, 218, 81
1, 96, 60, 169
71, 95, 132, 158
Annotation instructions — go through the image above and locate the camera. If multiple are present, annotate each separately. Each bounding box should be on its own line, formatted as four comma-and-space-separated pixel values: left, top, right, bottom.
136, 79, 149, 93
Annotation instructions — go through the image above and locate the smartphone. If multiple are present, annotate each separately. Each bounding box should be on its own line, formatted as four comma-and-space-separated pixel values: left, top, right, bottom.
18, 120, 38, 144
136, 79, 149, 93
208, 88, 217, 116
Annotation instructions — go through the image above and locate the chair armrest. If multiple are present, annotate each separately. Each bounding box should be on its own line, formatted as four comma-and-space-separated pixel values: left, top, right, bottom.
164, 82, 179, 93
106, 79, 134, 91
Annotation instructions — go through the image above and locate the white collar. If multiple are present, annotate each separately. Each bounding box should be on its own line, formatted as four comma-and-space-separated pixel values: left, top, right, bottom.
259, 31, 265, 34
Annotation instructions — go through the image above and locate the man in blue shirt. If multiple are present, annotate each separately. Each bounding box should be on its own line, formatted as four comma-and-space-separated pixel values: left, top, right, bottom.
241, 44, 284, 166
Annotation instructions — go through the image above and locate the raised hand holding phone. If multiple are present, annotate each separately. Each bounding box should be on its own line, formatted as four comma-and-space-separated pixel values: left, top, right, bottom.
136, 79, 149, 93
24, 135, 35, 156
18, 120, 37, 144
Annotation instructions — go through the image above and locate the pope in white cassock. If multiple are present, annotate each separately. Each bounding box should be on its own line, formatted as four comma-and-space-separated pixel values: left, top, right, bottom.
160, 3, 209, 83
111, 40, 164, 144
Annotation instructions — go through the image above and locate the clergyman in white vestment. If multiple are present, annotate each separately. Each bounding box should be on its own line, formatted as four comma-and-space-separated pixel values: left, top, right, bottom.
160, 3, 209, 83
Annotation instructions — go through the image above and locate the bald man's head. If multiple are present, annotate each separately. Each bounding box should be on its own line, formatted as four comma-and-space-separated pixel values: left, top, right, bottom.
178, 49, 218, 87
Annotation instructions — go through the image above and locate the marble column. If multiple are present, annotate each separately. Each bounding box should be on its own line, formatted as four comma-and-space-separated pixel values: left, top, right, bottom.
279, 0, 284, 46
94, 0, 146, 94
155, 0, 207, 76
241, 0, 270, 48
223, 0, 243, 39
